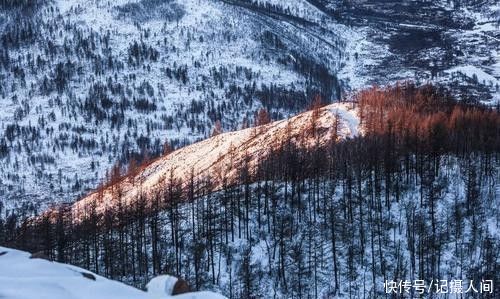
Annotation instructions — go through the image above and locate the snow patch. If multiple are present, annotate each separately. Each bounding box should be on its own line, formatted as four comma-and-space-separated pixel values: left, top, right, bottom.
445, 65, 499, 86
0, 246, 226, 299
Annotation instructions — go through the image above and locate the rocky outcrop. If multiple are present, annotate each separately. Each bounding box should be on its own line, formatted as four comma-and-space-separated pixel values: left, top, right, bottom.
147, 275, 191, 296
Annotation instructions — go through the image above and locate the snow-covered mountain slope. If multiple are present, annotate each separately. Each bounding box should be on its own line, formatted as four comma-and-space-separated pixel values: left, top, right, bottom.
0, 246, 226, 299
0, 0, 358, 210
324, 0, 500, 102
72, 102, 359, 216
0, 0, 498, 212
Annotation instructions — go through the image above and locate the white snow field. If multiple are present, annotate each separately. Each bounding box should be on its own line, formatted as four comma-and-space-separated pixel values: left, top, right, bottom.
0, 246, 226, 299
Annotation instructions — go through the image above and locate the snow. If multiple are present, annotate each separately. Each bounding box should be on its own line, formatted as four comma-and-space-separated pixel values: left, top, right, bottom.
147, 275, 179, 298
60, 156, 499, 298
444, 65, 500, 104
439, 2, 500, 103
445, 65, 499, 86
330, 104, 360, 137
0, 246, 226, 299
1, 0, 498, 214
71, 102, 360, 217
174, 292, 226, 299
3, 0, 338, 208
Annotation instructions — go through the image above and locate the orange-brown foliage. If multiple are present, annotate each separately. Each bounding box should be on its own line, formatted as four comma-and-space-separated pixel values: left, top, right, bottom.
357, 83, 500, 153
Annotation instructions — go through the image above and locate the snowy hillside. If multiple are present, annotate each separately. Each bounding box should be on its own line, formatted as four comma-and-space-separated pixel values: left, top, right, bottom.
2, 85, 498, 298
1, 0, 498, 210
0, 246, 226, 299
72, 102, 359, 216
326, 0, 500, 101
0, 0, 359, 209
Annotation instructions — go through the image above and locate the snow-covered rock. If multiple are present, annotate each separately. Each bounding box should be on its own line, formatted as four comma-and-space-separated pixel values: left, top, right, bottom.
0, 246, 226, 299
148, 275, 181, 297
147, 275, 191, 297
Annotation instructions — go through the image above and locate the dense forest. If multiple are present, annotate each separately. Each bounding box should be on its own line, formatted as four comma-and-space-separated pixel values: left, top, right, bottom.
1, 85, 499, 298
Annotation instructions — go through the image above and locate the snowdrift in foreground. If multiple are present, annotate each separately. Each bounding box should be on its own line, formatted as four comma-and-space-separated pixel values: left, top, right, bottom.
0, 246, 226, 299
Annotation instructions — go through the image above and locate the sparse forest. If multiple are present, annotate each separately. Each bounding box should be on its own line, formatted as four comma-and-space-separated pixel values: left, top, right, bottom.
0, 0, 499, 298
0, 0, 346, 208
1, 85, 498, 298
